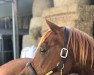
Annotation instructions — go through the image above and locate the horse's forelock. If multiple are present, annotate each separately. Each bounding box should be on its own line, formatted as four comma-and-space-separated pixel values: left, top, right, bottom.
37, 30, 52, 48
70, 28, 94, 68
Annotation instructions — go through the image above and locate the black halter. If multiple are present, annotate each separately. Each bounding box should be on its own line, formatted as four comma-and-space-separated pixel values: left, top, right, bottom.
45, 27, 71, 75
26, 27, 71, 75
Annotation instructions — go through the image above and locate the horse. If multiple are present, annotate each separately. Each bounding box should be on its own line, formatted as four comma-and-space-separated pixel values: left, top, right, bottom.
30, 20, 94, 75
0, 58, 33, 75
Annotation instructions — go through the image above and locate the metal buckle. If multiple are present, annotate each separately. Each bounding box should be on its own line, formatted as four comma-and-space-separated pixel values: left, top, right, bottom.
60, 48, 68, 58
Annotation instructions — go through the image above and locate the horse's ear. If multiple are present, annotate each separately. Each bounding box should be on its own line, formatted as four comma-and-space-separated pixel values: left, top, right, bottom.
46, 20, 60, 33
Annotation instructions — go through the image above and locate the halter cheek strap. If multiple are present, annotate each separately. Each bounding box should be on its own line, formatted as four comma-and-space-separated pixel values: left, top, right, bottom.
59, 27, 71, 74
45, 27, 71, 75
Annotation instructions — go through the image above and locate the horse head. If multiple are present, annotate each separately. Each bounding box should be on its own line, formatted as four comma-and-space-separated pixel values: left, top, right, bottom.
31, 20, 94, 75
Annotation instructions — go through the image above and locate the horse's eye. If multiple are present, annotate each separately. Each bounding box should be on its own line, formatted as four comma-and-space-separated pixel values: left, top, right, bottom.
40, 47, 47, 53
40, 43, 47, 53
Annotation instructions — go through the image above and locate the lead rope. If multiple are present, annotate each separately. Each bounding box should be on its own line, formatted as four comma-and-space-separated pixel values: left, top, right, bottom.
45, 71, 53, 75
45, 66, 59, 75
61, 69, 62, 75
60, 64, 64, 75
45, 64, 64, 75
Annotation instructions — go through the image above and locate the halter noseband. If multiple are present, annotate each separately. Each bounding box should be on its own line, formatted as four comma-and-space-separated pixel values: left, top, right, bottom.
26, 27, 71, 75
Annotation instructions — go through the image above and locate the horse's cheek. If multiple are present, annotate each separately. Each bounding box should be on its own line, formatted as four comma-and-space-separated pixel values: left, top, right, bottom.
33, 53, 41, 67
63, 59, 73, 75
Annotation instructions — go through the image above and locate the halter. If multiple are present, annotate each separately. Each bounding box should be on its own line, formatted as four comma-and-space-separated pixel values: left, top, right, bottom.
45, 27, 71, 75
26, 27, 71, 75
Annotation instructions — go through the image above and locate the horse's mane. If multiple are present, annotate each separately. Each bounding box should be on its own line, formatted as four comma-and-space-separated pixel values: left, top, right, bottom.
69, 27, 94, 68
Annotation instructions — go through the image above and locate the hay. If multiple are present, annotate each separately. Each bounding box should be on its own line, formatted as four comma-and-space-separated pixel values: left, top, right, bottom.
77, 5, 94, 21
54, 0, 90, 7
29, 17, 45, 35
75, 20, 93, 36
42, 4, 79, 27
42, 4, 78, 17
22, 35, 37, 48
32, 0, 54, 17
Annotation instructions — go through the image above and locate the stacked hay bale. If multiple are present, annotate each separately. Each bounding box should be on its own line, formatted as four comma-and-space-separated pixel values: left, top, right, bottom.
54, 0, 90, 7
23, 0, 94, 48
22, 35, 35, 48
32, 0, 53, 17
29, 17, 45, 35
75, 5, 94, 36
22, 0, 54, 48
42, 4, 79, 26
42, 4, 79, 32
42, 0, 94, 37
29, 0, 54, 35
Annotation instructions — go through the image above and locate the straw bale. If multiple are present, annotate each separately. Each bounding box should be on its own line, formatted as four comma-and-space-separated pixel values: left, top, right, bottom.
32, 0, 53, 17
54, 0, 90, 7
77, 5, 94, 21
42, 4, 78, 17
29, 17, 45, 35
22, 35, 37, 48
75, 20, 93, 36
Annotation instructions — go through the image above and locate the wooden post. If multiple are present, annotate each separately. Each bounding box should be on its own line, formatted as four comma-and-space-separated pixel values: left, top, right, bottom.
12, 0, 19, 59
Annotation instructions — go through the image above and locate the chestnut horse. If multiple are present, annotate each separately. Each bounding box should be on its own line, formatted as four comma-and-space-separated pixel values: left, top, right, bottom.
0, 58, 33, 75
30, 20, 94, 75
